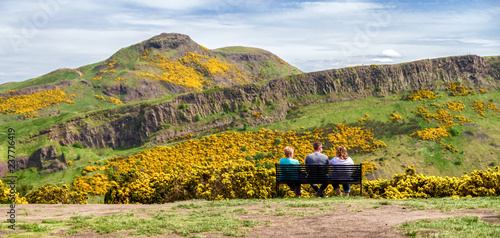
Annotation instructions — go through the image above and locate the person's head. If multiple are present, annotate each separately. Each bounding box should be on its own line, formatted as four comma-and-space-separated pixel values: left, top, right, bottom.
284, 146, 294, 158
336, 146, 349, 160
313, 142, 323, 152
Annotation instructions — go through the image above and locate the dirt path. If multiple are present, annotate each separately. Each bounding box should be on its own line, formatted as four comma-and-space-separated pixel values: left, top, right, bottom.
1, 202, 498, 237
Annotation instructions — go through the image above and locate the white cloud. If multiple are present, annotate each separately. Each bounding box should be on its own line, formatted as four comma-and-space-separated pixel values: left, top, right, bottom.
372, 58, 393, 63
382, 49, 401, 57
119, 0, 213, 11
0, 0, 499, 84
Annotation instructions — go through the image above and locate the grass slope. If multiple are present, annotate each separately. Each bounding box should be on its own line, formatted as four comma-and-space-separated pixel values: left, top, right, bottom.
0, 69, 80, 93
4, 88, 499, 198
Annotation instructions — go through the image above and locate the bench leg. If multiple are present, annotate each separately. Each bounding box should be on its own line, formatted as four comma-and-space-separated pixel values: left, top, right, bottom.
276, 181, 279, 198
360, 181, 363, 197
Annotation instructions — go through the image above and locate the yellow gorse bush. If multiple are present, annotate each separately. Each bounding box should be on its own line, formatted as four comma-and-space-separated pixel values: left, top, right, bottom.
446, 82, 475, 96
0, 180, 28, 204
487, 102, 500, 113
137, 51, 247, 91
94, 95, 123, 104
446, 101, 465, 112
415, 106, 470, 127
389, 113, 402, 121
69, 126, 387, 203
107, 60, 116, 68
359, 113, 370, 123
408, 89, 436, 101
25, 185, 87, 204
72, 174, 111, 195
100, 70, 116, 74
325, 124, 386, 153
411, 126, 450, 141
0, 88, 75, 117
472, 100, 486, 117
108, 97, 123, 105
99, 127, 385, 178
92, 76, 102, 81
364, 166, 500, 199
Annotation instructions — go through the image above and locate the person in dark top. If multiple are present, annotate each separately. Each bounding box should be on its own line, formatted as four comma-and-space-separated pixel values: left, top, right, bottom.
305, 142, 329, 197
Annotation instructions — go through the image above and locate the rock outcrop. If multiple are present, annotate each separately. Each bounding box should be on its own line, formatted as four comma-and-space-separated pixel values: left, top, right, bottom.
0, 146, 67, 177
30, 55, 497, 151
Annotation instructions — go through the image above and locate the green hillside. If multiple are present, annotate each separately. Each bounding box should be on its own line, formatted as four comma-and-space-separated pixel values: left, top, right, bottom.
0, 33, 498, 203
7, 87, 499, 200
0, 33, 301, 125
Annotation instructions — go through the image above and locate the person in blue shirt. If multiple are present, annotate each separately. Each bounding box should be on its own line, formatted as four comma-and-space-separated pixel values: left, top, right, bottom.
279, 146, 301, 197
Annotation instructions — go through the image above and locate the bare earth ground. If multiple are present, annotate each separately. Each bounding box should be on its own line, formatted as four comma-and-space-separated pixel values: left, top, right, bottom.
1, 201, 499, 238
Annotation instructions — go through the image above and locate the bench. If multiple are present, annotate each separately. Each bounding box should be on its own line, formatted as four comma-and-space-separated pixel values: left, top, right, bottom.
275, 164, 363, 197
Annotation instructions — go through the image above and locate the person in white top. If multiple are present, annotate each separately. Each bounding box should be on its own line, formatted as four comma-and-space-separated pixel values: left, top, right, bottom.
329, 146, 354, 197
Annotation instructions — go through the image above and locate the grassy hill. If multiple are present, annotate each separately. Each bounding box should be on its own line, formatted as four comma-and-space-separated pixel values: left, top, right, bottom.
0, 33, 301, 124
0, 33, 498, 202
6, 86, 499, 200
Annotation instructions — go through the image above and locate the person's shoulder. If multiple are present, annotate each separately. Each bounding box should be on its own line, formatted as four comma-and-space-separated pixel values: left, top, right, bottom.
280, 158, 300, 164
279, 158, 289, 164
346, 157, 354, 164
305, 153, 315, 160
329, 157, 339, 164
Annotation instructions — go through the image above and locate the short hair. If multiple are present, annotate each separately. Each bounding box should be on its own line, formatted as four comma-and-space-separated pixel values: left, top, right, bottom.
313, 142, 322, 151
284, 147, 294, 157
336, 146, 349, 160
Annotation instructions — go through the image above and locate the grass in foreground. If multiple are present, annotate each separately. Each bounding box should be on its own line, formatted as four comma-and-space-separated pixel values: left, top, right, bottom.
399, 216, 500, 238
1, 197, 499, 237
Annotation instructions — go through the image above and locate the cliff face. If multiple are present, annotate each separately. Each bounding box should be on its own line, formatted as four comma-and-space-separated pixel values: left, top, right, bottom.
39, 55, 498, 149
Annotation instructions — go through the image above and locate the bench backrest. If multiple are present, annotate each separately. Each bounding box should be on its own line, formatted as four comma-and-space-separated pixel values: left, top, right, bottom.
275, 164, 362, 184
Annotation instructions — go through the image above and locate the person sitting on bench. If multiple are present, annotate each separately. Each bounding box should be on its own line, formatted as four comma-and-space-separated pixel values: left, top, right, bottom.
305, 142, 329, 197
279, 146, 302, 197
329, 146, 354, 197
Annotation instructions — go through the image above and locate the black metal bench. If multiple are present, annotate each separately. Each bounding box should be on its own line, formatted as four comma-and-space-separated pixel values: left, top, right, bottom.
275, 164, 363, 197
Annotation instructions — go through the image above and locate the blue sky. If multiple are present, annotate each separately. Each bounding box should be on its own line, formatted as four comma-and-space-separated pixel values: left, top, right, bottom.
0, 0, 498, 85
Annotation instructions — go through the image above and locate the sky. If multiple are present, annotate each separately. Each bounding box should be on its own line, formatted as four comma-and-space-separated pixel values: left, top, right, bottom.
0, 0, 499, 85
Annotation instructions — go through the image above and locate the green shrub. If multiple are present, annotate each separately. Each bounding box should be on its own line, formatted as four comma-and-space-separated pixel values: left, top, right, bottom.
448, 127, 460, 137
223, 103, 231, 113
239, 104, 250, 112
195, 113, 202, 121
178, 102, 189, 110
252, 98, 261, 106
72, 142, 84, 149
266, 99, 274, 106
